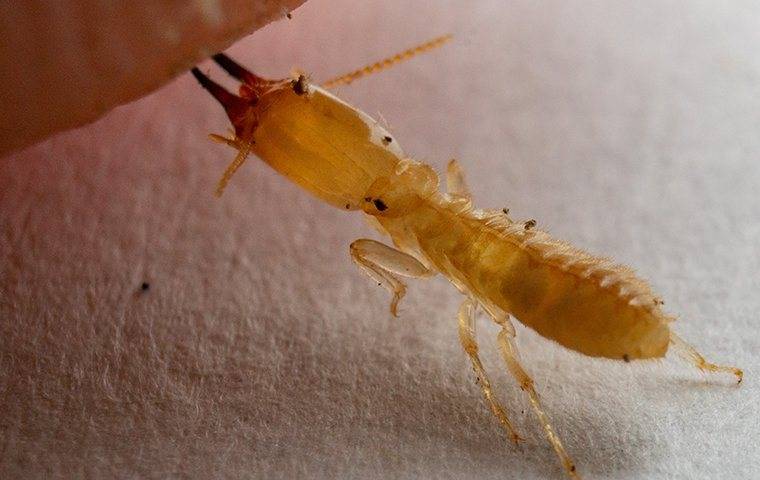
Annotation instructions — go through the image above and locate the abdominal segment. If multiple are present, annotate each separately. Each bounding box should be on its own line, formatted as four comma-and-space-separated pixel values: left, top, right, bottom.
473, 238, 670, 360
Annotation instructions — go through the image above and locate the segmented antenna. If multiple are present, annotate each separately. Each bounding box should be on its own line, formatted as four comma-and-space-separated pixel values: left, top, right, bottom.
322, 34, 453, 88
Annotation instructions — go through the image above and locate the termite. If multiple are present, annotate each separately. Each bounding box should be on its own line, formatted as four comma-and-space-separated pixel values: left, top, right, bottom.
191, 35, 742, 479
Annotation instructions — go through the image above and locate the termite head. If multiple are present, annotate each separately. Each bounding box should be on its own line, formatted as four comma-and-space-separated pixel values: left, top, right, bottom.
191, 55, 292, 142
194, 38, 453, 199
361, 159, 438, 218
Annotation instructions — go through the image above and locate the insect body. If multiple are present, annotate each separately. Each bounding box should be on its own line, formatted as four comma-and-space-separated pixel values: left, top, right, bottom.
191, 37, 742, 479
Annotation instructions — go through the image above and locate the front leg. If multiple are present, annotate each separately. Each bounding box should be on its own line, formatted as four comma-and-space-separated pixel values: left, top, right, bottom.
350, 239, 434, 316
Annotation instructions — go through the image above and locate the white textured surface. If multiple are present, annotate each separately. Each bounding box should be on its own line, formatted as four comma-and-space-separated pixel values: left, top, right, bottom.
1, 1, 758, 479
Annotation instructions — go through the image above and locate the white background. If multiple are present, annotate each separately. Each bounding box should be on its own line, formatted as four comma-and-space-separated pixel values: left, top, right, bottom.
1, 1, 758, 478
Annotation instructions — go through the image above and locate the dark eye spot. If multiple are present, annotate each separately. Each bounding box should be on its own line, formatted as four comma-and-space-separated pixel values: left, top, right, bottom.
382, 136, 392, 145
373, 199, 388, 211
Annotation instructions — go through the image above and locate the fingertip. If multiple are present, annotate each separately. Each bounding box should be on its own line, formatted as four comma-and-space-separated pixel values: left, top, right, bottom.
0, 0, 306, 157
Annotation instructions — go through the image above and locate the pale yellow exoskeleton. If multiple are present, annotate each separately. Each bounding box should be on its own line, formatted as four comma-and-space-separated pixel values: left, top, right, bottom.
191, 36, 742, 479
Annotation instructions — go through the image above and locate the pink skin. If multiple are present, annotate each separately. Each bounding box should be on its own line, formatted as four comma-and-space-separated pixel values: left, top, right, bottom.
0, 0, 305, 156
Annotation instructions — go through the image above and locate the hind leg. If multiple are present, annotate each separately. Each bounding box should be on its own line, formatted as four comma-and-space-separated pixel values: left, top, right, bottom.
457, 298, 522, 444
491, 315, 580, 479
349, 239, 434, 316
670, 332, 743, 383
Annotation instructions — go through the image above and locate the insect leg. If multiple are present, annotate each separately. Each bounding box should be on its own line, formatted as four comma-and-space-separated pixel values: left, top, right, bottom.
457, 298, 522, 444
446, 159, 472, 201
495, 319, 580, 479
349, 239, 434, 316
670, 332, 743, 383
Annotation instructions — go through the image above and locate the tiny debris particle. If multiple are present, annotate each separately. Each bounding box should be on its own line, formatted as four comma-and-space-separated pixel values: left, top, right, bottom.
286, 11, 292, 19
623, 354, 630, 363
502, 208, 510, 215
345, 203, 351, 209
373, 198, 388, 211
570, 465, 576, 473
140, 282, 150, 291
524, 219, 536, 230
382, 135, 393, 145
292, 74, 309, 95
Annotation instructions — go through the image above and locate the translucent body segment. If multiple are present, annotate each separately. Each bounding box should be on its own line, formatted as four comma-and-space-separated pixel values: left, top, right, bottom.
532, 280, 669, 360
391, 202, 671, 360
457, 298, 522, 444
250, 85, 404, 210
472, 237, 670, 359
349, 238, 433, 316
